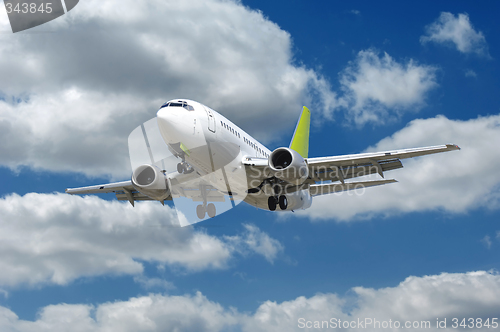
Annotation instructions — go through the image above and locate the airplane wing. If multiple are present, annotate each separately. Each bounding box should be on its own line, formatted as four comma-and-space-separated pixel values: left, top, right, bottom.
65, 180, 170, 206
242, 144, 459, 193
306, 144, 460, 183
65, 176, 228, 210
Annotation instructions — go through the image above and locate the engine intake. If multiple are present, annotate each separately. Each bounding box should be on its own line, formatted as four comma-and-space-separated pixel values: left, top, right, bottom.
269, 147, 309, 185
131, 164, 170, 201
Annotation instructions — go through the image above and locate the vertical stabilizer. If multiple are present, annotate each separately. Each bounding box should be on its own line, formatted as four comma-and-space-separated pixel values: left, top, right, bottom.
289, 106, 311, 158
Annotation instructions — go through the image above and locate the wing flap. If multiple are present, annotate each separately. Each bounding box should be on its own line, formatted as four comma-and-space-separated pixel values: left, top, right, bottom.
310, 159, 403, 182
115, 191, 172, 202
309, 179, 398, 196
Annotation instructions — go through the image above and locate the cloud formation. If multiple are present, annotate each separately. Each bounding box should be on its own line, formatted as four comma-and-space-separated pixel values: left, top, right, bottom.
0, 271, 498, 331
465, 69, 477, 78
336, 50, 438, 126
302, 113, 500, 221
0, 193, 282, 287
421, 12, 489, 56
481, 235, 492, 249
0, 0, 336, 178
0, 0, 449, 179
225, 224, 284, 263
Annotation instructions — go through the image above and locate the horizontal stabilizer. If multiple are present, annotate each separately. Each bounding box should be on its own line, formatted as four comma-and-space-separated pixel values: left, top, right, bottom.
309, 179, 397, 196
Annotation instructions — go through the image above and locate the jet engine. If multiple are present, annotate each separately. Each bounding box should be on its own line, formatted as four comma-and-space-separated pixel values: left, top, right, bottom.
131, 164, 170, 201
269, 147, 309, 185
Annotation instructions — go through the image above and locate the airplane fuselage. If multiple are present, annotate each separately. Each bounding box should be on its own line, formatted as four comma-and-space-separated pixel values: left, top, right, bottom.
156, 99, 312, 211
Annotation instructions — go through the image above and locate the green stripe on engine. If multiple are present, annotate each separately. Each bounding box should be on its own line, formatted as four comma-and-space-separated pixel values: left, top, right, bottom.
289, 106, 311, 158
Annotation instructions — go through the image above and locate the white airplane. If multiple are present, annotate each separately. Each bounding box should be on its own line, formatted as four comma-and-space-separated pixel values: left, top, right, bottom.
66, 99, 460, 225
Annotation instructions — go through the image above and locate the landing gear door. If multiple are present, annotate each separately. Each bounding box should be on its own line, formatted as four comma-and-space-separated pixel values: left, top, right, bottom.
204, 106, 216, 133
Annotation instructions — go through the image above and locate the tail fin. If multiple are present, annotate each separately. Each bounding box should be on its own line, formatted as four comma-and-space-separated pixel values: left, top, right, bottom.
289, 106, 311, 158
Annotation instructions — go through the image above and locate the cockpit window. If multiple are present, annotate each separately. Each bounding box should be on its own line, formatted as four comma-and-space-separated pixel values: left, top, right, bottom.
159, 101, 194, 111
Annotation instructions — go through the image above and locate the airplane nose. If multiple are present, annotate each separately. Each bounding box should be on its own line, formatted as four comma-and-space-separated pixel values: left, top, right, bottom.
157, 108, 185, 142
157, 107, 204, 148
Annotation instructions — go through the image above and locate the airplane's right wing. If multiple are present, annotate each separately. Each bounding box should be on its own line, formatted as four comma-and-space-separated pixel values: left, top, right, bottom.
66, 180, 165, 206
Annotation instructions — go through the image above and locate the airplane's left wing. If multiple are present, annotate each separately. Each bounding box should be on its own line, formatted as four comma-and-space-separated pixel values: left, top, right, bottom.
66, 180, 165, 206
241, 144, 459, 196
306, 144, 460, 183
307, 144, 460, 168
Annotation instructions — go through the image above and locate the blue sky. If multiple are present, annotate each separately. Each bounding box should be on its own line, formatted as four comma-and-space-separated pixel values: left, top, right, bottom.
1, 0, 500, 331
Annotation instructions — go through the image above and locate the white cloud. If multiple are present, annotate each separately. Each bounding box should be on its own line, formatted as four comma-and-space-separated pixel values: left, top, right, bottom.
0, 292, 240, 332
246, 271, 500, 331
0, 0, 336, 178
225, 224, 284, 263
0, 90, 150, 178
301, 113, 500, 221
0, 193, 282, 287
133, 276, 175, 291
352, 271, 500, 322
0, 271, 499, 331
481, 235, 492, 249
336, 50, 438, 126
421, 12, 489, 56
465, 69, 477, 78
